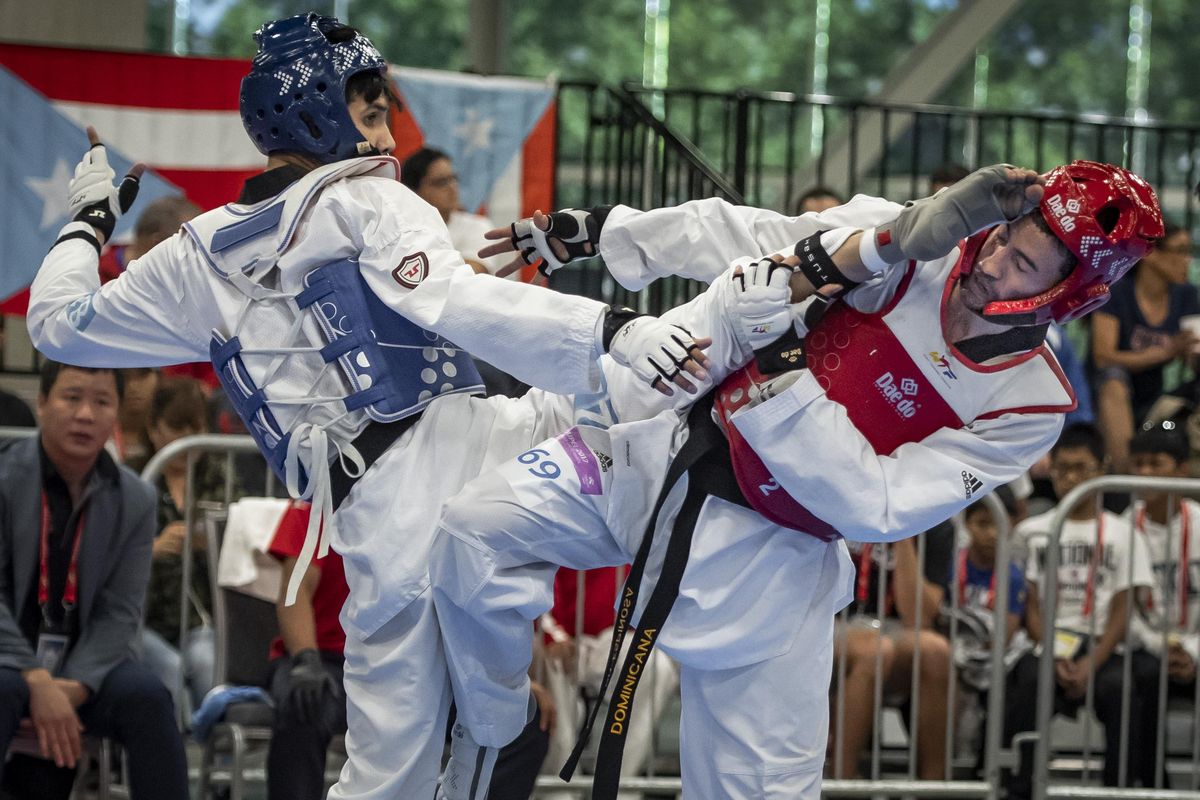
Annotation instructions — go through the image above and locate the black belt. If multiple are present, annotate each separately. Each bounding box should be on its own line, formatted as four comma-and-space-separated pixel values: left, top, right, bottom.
559, 392, 749, 797
329, 414, 423, 510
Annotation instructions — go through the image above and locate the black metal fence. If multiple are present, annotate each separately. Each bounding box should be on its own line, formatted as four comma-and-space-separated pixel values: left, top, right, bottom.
551, 81, 1200, 315
550, 82, 743, 315
619, 84, 1200, 223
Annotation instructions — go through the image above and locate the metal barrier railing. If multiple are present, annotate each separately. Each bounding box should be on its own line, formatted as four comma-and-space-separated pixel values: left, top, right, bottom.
551, 82, 1200, 321
138, 434, 269, 725
551, 82, 744, 317
9, 424, 1200, 798
820, 491, 1011, 799
1031, 475, 1200, 800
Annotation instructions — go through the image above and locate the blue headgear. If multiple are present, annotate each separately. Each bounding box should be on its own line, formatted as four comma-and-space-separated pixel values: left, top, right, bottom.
240, 14, 388, 164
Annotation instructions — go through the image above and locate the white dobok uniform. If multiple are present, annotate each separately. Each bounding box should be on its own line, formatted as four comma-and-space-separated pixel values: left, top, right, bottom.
430, 196, 1077, 798
26, 156, 629, 800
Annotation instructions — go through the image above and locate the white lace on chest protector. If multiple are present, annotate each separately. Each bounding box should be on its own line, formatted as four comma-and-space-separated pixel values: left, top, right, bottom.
184, 158, 483, 603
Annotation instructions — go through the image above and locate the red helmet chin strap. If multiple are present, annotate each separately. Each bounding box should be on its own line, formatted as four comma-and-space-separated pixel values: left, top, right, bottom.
955, 227, 1085, 327
954, 228, 992, 280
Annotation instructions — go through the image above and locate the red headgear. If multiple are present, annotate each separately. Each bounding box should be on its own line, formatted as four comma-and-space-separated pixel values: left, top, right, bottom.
977, 160, 1164, 325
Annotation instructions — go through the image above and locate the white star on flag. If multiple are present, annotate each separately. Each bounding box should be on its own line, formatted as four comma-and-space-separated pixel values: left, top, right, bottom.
24, 159, 72, 231
455, 107, 495, 155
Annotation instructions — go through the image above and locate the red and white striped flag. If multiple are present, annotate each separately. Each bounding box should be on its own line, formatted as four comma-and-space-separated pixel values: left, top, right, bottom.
0, 45, 557, 309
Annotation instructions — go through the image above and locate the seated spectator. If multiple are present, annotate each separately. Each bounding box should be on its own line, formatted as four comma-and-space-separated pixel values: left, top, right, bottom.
98, 196, 200, 284
401, 147, 506, 275
113, 367, 159, 467
829, 521, 955, 780
929, 163, 970, 194
1128, 422, 1199, 707
947, 489, 1028, 768
954, 489, 1027, 649
99, 196, 215, 391
0, 318, 35, 428
266, 502, 552, 800
0, 361, 187, 799
265, 501, 348, 800
1006, 423, 1157, 797
1091, 223, 1199, 472
1047, 323, 1095, 427
137, 378, 229, 712
538, 567, 679, 800
789, 185, 844, 216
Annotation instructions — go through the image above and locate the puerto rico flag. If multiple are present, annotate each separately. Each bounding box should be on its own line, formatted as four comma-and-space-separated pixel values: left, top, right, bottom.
0, 45, 556, 312
0, 43, 265, 312
390, 66, 556, 241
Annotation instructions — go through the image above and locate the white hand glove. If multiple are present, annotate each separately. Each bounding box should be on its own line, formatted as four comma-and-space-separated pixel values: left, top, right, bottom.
67, 130, 143, 243
728, 258, 795, 350
607, 315, 706, 394
67, 145, 118, 217
510, 208, 605, 276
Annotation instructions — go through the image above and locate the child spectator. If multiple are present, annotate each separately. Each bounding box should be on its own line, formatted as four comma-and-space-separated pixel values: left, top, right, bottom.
137, 378, 232, 711
1005, 424, 1157, 797
955, 488, 1028, 655
947, 488, 1029, 768
830, 521, 955, 779
1128, 423, 1199, 694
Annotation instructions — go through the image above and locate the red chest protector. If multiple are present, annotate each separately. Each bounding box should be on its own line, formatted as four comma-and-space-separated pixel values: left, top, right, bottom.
714, 299, 962, 540
712, 254, 1075, 541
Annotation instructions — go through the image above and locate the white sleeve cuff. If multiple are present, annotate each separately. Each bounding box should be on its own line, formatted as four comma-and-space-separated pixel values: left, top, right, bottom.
857, 227, 893, 274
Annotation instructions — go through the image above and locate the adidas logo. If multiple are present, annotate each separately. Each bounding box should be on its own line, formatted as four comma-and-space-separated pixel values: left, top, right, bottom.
596, 452, 613, 472
961, 470, 983, 498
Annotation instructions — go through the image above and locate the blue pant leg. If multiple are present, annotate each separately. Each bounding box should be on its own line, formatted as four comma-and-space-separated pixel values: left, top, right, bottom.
76, 659, 189, 800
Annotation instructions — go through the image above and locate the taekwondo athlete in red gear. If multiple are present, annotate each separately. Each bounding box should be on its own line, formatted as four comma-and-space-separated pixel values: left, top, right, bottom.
428, 162, 1164, 799
24, 14, 716, 800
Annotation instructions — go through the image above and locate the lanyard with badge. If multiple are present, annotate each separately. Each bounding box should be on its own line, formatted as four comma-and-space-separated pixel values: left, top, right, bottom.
1136, 502, 1191, 627
1079, 515, 1104, 618
856, 544, 893, 616
35, 493, 84, 676
1052, 516, 1103, 660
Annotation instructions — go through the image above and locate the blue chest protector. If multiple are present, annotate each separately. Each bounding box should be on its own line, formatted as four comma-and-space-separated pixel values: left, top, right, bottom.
203, 203, 483, 495
295, 258, 484, 420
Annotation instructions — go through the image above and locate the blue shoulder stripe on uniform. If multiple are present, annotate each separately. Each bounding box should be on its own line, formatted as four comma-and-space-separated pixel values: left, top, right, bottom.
210, 202, 285, 254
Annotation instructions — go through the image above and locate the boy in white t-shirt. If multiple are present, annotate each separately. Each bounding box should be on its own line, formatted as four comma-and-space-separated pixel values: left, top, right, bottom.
1128, 423, 1199, 689
1004, 424, 1156, 798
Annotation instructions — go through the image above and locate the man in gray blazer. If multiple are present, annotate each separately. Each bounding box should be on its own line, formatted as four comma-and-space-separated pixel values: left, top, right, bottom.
0, 361, 187, 799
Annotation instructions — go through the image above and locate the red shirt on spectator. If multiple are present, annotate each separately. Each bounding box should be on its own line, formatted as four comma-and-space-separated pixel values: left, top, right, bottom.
547, 566, 625, 641
161, 362, 221, 391
267, 501, 348, 659
99, 244, 129, 284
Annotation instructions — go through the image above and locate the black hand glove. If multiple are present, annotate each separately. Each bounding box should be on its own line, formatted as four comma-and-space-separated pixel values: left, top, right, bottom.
285, 649, 337, 726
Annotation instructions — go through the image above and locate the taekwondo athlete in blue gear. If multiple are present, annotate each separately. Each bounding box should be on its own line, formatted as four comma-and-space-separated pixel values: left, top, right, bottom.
26, 14, 716, 800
